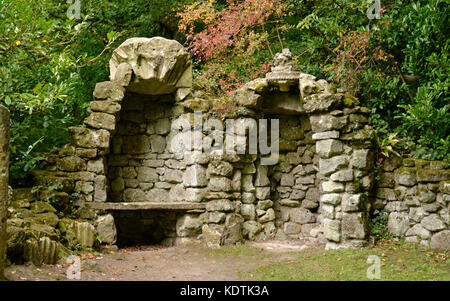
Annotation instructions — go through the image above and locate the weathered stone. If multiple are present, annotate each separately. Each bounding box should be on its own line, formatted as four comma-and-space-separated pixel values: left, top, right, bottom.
430, 230, 450, 250
242, 221, 261, 240
110, 37, 192, 95
322, 181, 345, 193
123, 188, 146, 202
76, 222, 96, 248
351, 149, 371, 170
208, 177, 232, 192
137, 167, 158, 183
241, 174, 255, 192
310, 115, 347, 132
169, 184, 186, 202
242, 192, 256, 204
378, 172, 395, 188
84, 112, 116, 131
231, 170, 241, 192
417, 169, 450, 182
111, 63, 133, 87
254, 164, 270, 187
122, 135, 150, 154
302, 199, 319, 209
324, 219, 341, 242
207, 161, 233, 177
233, 89, 262, 108
375, 188, 396, 201
405, 224, 430, 240
93, 81, 125, 101
439, 181, 450, 194
164, 169, 183, 183
255, 187, 271, 200
56, 156, 86, 172
342, 212, 366, 239
146, 188, 169, 202
280, 173, 294, 187
290, 189, 306, 200
183, 165, 208, 187
259, 208, 276, 223
316, 139, 343, 158
321, 204, 335, 219
245, 78, 269, 93
423, 202, 440, 213
421, 214, 446, 231
240, 204, 256, 220
290, 208, 315, 224
320, 193, 341, 205
222, 214, 244, 245
96, 214, 117, 244
388, 212, 409, 237
304, 94, 343, 113
23, 237, 59, 266
416, 187, 436, 203
202, 224, 221, 249
312, 131, 340, 140
149, 135, 166, 153
394, 167, 417, 186
89, 100, 121, 115
256, 200, 273, 211
342, 193, 364, 212
185, 188, 207, 203
30, 201, 57, 214
384, 201, 408, 212
176, 214, 202, 237
319, 155, 349, 176
284, 222, 301, 235
408, 207, 426, 223
206, 199, 235, 212
330, 169, 353, 182
87, 158, 106, 174
340, 128, 375, 142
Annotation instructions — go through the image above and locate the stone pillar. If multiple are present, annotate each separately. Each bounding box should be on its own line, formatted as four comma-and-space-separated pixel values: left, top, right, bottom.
0, 104, 10, 280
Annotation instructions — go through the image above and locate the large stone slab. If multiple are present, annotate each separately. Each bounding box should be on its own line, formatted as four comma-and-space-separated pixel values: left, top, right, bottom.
110, 37, 192, 95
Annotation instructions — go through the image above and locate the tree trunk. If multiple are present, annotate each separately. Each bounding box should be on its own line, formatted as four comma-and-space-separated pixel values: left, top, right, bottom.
0, 104, 10, 280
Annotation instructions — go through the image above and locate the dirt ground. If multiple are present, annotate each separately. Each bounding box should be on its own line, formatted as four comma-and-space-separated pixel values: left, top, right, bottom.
5, 239, 321, 281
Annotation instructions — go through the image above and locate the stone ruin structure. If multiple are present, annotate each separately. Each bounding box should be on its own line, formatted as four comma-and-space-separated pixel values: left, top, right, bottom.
4, 37, 448, 266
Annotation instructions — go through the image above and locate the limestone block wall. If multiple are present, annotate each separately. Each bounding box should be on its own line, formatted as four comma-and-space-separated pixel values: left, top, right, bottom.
373, 157, 450, 250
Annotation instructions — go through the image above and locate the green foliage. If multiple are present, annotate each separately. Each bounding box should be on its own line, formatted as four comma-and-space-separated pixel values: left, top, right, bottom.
1, 0, 192, 186
369, 211, 391, 241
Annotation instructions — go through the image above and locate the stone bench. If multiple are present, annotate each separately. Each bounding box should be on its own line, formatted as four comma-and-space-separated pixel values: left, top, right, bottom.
87, 202, 206, 211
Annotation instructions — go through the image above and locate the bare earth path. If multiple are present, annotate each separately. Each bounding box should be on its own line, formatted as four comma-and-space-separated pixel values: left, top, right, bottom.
5, 240, 319, 281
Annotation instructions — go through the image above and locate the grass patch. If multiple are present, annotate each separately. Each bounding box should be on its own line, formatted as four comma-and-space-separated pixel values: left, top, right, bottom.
239, 240, 450, 281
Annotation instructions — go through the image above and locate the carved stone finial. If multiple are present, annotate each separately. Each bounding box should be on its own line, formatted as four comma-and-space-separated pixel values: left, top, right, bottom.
272, 48, 295, 72
265, 48, 300, 92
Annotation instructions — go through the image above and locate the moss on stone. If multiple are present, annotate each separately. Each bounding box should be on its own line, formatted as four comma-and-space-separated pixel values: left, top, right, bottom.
417, 168, 450, 182
343, 94, 360, 108
394, 166, 416, 175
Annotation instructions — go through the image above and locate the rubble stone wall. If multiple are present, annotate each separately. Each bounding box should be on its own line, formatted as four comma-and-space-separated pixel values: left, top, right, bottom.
24, 37, 448, 251
373, 157, 450, 250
